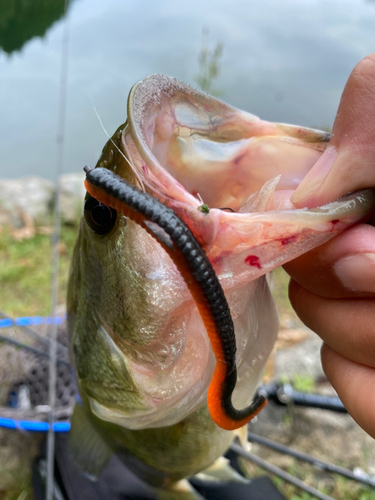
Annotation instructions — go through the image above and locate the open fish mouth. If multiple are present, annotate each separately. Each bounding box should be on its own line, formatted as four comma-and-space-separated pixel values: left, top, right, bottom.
127, 74, 331, 214
124, 75, 374, 281
70, 75, 375, 430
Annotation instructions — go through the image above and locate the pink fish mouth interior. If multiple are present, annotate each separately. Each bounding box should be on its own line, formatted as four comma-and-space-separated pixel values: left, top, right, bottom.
150, 121, 323, 211
126, 74, 329, 215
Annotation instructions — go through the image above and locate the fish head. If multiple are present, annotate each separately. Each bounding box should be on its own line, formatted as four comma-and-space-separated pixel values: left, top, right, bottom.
68, 75, 375, 430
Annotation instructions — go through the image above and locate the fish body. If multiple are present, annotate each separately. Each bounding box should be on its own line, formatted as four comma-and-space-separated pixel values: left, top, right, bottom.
67, 75, 375, 496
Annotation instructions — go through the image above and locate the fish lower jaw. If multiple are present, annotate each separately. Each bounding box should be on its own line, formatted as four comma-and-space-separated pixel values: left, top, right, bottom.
88, 396, 157, 429
88, 393, 209, 430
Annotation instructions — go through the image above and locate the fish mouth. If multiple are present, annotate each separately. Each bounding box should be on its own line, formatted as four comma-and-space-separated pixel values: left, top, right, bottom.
81, 75, 375, 430
126, 74, 328, 215
121, 74, 375, 281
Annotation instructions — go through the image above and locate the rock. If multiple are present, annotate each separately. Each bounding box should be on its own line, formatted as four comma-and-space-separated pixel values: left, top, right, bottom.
59, 172, 85, 225
0, 177, 54, 227
0, 173, 86, 230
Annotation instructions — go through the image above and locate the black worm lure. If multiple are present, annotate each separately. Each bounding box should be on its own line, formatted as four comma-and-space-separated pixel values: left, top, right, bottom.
83, 166, 266, 430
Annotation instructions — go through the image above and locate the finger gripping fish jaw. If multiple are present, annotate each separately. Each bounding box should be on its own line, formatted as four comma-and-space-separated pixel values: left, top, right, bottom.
84, 166, 267, 431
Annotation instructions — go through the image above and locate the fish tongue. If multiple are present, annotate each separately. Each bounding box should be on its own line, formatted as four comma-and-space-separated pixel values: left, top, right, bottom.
239, 175, 281, 213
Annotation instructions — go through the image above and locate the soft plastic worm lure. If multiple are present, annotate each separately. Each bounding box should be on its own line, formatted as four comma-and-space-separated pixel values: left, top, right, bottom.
83, 166, 266, 431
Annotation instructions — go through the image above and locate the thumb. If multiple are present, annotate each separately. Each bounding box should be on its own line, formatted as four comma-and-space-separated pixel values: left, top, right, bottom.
291, 53, 375, 208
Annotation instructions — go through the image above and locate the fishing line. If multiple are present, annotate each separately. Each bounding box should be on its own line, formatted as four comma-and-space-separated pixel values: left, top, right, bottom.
90, 96, 145, 191
46, 0, 71, 498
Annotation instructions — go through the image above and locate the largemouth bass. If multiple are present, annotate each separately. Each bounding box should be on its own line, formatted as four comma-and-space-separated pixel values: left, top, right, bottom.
67, 75, 375, 498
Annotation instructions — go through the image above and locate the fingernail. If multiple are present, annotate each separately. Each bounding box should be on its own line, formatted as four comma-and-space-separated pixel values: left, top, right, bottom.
334, 253, 375, 293
291, 146, 337, 207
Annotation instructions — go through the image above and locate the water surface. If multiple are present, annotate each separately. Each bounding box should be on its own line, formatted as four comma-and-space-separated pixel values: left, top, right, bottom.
1, 0, 375, 179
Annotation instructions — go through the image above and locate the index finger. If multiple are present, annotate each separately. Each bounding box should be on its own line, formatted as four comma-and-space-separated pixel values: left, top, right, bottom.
283, 223, 375, 299
291, 53, 375, 208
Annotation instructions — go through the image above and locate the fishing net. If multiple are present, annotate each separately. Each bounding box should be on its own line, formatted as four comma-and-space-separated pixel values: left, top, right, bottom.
0, 314, 75, 493
1, 318, 75, 412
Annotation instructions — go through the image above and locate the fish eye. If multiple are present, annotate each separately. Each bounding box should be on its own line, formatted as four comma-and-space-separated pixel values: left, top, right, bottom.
84, 196, 117, 235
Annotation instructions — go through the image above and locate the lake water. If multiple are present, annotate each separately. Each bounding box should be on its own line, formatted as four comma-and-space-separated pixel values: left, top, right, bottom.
1, 0, 375, 180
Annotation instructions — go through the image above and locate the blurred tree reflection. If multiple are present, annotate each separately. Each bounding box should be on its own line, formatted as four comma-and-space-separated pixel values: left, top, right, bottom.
194, 28, 224, 96
0, 0, 72, 54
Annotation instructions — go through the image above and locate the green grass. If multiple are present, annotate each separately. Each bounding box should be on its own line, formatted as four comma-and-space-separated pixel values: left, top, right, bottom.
292, 374, 316, 393
0, 226, 77, 317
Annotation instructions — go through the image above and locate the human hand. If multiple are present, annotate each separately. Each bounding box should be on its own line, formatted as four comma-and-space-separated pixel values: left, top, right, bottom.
284, 54, 375, 438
